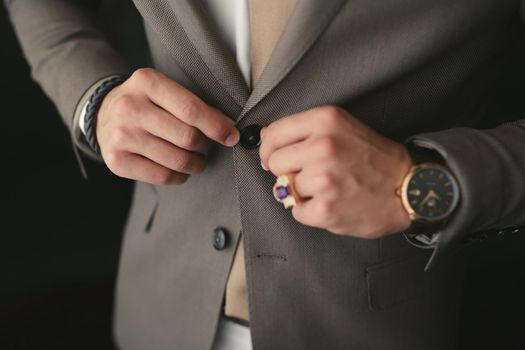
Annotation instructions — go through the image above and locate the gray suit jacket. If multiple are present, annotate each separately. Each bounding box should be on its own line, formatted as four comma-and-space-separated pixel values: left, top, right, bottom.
5, 0, 525, 349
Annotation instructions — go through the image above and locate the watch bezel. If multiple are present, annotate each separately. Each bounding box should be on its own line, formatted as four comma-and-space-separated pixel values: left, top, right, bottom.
400, 163, 460, 223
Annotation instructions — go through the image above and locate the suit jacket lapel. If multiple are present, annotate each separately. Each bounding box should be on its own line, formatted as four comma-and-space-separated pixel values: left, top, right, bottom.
172, 0, 250, 105
132, 0, 249, 116
238, 0, 346, 121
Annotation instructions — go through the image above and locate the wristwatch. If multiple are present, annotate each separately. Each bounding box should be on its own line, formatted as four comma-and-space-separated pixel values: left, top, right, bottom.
399, 162, 460, 222
396, 143, 461, 243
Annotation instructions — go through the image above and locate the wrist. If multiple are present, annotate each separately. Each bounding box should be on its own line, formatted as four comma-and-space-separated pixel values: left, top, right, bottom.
83, 75, 128, 155
96, 84, 121, 138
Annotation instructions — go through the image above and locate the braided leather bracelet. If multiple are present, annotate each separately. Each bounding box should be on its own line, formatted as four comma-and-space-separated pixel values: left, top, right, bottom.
84, 75, 129, 155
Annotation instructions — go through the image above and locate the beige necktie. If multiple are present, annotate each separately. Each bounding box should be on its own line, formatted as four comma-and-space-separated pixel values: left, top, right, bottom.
224, 0, 297, 323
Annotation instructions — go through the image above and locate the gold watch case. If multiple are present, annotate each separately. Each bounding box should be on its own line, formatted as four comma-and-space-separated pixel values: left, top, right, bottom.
396, 163, 460, 224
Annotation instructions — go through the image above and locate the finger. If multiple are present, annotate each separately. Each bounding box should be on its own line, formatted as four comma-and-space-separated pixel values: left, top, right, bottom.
111, 152, 189, 185
130, 133, 207, 175
293, 168, 319, 199
294, 166, 338, 199
291, 198, 329, 229
141, 70, 240, 146
260, 108, 321, 169
140, 103, 209, 154
266, 139, 312, 176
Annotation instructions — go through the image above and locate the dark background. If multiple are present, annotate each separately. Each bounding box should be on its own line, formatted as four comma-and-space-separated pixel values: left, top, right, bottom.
0, 3, 132, 349
1, 3, 525, 350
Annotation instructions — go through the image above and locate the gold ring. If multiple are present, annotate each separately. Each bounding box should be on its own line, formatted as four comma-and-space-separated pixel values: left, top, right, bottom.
273, 173, 302, 209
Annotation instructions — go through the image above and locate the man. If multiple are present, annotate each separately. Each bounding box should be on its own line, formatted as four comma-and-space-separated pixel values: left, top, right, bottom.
5, 0, 525, 349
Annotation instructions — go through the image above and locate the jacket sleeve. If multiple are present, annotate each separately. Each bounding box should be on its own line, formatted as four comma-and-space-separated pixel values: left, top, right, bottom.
401, 2, 525, 271
407, 114, 525, 270
4, 0, 131, 163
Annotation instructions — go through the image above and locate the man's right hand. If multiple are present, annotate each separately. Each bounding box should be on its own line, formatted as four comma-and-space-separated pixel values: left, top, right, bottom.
96, 68, 240, 185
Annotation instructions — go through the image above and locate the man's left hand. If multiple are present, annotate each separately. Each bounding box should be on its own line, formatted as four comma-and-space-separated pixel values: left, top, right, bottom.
259, 106, 413, 239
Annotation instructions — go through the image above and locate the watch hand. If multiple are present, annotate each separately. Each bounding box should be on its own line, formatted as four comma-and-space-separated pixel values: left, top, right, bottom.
420, 191, 434, 206
428, 189, 441, 201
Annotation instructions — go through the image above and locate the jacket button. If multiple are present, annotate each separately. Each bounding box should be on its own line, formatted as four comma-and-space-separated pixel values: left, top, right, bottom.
213, 227, 228, 250
240, 124, 262, 149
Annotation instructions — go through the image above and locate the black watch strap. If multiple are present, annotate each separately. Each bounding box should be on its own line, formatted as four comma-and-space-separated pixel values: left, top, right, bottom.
84, 75, 129, 155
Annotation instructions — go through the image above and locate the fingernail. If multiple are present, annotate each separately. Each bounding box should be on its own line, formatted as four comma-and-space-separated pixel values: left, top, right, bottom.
261, 161, 268, 171
225, 132, 239, 147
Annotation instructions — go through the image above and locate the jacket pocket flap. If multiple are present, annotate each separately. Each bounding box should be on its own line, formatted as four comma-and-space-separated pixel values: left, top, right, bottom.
366, 252, 435, 311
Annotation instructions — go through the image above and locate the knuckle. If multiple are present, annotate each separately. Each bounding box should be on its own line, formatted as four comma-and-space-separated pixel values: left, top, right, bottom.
180, 98, 202, 124
152, 168, 173, 185
265, 123, 276, 138
321, 105, 343, 121
131, 68, 156, 85
172, 152, 192, 171
291, 206, 302, 222
113, 94, 139, 117
171, 173, 190, 185
315, 137, 338, 159
318, 170, 337, 190
317, 199, 336, 221
179, 127, 200, 149
104, 151, 124, 173
111, 128, 129, 149
319, 106, 343, 130
366, 231, 382, 240
329, 226, 344, 235
194, 158, 207, 174
213, 123, 231, 143
267, 155, 279, 174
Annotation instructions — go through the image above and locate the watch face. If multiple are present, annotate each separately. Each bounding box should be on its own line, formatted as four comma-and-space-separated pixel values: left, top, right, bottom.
405, 165, 460, 222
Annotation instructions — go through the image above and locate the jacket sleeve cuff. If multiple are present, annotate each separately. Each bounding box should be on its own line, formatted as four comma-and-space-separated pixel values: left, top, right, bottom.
404, 123, 525, 271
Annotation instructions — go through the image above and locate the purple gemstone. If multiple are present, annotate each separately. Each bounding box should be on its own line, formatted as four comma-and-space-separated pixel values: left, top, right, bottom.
275, 186, 290, 200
